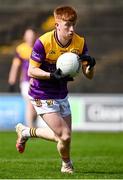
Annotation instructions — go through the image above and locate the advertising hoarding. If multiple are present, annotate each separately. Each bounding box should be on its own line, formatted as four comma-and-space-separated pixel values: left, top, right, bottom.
0, 93, 123, 131
69, 94, 123, 131
0, 94, 25, 129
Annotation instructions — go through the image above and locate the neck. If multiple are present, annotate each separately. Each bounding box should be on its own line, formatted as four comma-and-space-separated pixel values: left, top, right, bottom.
56, 30, 70, 46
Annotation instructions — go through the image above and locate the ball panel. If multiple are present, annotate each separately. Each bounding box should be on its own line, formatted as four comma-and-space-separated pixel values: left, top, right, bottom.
56, 52, 81, 77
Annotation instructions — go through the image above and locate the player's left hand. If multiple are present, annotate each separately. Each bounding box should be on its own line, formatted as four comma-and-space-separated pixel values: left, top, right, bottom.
80, 55, 96, 70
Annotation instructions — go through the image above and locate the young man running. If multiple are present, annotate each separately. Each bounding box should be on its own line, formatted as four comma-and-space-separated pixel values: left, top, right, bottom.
15, 6, 96, 174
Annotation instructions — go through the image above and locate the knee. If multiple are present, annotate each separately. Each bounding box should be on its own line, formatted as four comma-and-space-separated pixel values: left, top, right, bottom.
60, 134, 71, 144
55, 129, 71, 143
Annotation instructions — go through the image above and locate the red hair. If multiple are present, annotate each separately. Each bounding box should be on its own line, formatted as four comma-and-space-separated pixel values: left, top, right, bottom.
54, 6, 77, 22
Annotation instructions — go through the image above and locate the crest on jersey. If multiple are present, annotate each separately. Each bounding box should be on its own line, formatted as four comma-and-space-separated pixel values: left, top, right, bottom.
71, 49, 79, 55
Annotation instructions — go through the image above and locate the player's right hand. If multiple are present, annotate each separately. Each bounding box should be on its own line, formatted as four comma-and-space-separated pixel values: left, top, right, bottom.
64, 75, 74, 81
50, 68, 63, 80
50, 68, 74, 81
8, 84, 16, 92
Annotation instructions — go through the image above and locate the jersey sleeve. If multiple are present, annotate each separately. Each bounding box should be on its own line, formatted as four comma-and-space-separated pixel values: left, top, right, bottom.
30, 39, 46, 67
15, 46, 23, 61
82, 40, 88, 55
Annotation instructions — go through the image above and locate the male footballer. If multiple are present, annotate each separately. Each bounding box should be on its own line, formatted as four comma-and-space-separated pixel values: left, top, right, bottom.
15, 6, 96, 174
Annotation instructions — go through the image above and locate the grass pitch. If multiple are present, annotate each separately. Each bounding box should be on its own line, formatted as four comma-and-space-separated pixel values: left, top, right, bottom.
0, 131, 123, 179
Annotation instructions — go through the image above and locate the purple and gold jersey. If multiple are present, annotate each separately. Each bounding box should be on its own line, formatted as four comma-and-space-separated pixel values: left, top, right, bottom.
16, 42, 32, 82
29, 30, 88, 100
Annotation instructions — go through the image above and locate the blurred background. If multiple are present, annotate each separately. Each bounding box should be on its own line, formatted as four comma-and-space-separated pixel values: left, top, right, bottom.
0, 0, 123, 93
0, 0, 123, 130
0, 2, 123, 178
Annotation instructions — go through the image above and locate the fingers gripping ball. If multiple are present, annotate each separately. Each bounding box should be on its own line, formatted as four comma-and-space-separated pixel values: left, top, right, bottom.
81, 60, 90, 74
56, 52, 81, 78
80, 55, 96, 71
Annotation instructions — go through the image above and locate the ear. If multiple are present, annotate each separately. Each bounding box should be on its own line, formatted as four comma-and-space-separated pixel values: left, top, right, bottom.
55, 23, 59, 28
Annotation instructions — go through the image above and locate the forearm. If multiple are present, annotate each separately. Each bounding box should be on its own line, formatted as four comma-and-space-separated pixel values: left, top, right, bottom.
28, 65, 50, 80
8, 58, 21, 84
8, 65, 19, 84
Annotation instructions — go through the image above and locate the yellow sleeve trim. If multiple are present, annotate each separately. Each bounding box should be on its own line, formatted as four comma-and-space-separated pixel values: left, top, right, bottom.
30, 59, 41, 67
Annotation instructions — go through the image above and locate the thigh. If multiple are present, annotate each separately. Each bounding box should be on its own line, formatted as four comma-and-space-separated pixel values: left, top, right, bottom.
57, 96, 71, 117
42, 112, 71, 137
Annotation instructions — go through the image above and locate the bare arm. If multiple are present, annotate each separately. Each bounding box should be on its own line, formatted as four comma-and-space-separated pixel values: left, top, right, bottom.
8, 57, 21, 85
28, 63, 50, 80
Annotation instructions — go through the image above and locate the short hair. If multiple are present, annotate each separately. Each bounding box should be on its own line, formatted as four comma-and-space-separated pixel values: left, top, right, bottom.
25, 26, 37, 33
54, 6, 77, 22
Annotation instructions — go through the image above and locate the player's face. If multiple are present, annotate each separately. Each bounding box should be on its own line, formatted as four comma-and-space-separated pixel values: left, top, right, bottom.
24, 29, 36, 47
56, 20, 76, 40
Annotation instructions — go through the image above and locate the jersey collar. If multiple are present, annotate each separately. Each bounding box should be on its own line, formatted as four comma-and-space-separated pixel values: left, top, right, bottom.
54, 30, 72, 48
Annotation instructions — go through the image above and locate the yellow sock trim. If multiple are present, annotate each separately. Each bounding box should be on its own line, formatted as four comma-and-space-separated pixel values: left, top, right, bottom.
30, 128, 37, 137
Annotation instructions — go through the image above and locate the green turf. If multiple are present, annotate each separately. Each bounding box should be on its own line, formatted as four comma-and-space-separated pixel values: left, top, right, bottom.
0, 131, 123, 179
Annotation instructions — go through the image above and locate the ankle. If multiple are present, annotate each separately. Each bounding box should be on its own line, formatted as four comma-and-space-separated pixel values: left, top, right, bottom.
62, 157, 71, 163
21, 127, 30, 137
